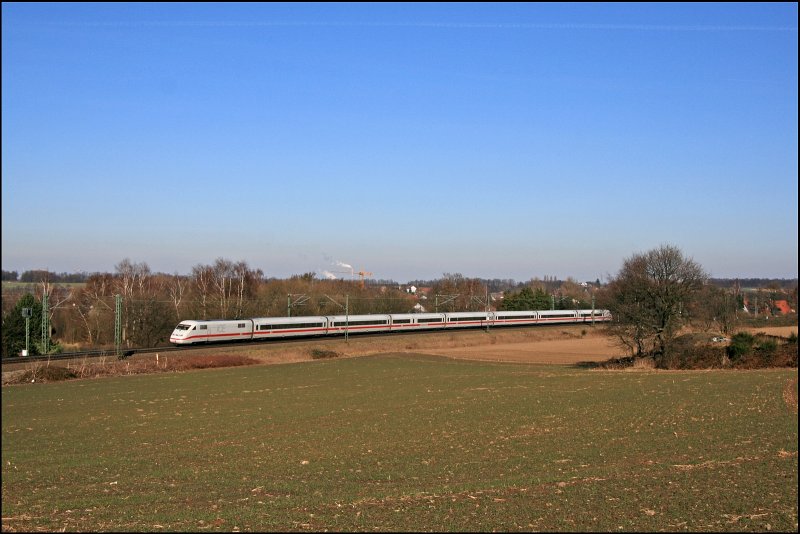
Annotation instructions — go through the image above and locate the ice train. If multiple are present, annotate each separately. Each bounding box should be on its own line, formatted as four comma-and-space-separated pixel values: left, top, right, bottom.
169, 309, 611, 345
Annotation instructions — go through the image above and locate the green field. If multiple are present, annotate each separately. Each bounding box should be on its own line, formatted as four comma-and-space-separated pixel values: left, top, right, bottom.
2, 354, 797, 532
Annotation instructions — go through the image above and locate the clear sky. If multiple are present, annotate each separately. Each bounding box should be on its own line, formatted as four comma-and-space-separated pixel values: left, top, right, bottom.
2, 2, 798, 283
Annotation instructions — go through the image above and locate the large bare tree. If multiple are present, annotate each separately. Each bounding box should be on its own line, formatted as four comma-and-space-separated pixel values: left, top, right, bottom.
602, 244, 708, 360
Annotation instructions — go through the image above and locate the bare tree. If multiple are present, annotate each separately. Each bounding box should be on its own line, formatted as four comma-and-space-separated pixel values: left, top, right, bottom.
210, 258, 235, 319
166, 273, 188, 321
689, 284, 738, 335
74, 273, 116, 346
191, 264, 214, 320
602, 244, 708, 360
232, 261, 263, 319
114, 259, 156, 347
191, 259, 263, 319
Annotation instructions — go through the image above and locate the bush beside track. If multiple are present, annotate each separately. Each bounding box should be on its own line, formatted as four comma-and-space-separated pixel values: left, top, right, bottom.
596, 332, 797, 370
2, 354, 260, 385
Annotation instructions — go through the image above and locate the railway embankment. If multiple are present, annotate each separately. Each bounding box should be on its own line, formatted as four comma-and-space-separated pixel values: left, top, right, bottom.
3, 324, 797, 385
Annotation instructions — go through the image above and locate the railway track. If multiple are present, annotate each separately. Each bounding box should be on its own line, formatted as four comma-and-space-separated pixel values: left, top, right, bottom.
1, 345, 184, 365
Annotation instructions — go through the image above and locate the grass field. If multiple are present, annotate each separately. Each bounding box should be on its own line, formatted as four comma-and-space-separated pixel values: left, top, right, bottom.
2, 354, 797, 532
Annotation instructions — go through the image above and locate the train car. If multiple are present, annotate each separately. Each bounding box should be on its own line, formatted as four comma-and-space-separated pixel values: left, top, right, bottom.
169, 319, 254, 345
536, 310, 580, 324
389, 313, 447, 331
326, 314, 392, 335
493, 310, 539, 326
579, 309, 611, 323
444, 311, 489, 329
170, 308, 613, 346
252, 316, 329, 340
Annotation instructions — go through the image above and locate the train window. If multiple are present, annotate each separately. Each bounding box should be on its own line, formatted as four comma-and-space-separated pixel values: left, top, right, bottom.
261, 323, 323, 330
199, 325, 207, 330
238, 323, 246, 328
417, 318, 442, 323
334, 320, 387, 327
392, 319, 411, 324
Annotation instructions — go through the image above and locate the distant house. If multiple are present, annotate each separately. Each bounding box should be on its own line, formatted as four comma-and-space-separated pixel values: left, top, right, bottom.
744, 297, 795, 315
773, 300, 793, 315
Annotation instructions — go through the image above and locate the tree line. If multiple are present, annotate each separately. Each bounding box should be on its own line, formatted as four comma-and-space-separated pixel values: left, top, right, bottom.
2, 270, 94, 283
0, 259, 607, 357
2, 246, 797, 363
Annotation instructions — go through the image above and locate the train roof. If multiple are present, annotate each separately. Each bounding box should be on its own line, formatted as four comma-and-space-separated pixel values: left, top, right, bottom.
326, 314, 392, 321
251, 316, 328, 323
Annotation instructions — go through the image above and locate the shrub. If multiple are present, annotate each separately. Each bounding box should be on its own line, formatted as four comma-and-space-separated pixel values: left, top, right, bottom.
18, 365, 76, 383
727, 332, 755, 360
310, 348, 339, 360
757, 339, 778, 355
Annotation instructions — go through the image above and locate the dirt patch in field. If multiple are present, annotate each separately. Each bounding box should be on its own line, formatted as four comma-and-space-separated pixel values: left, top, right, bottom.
740, 326, 798, 338
199, 326, 622, 367
200, 324, 797, 368
423, 335, 620, 365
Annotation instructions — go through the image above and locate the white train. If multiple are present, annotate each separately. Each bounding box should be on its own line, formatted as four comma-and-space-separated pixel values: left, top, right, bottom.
169, 309, 611, 345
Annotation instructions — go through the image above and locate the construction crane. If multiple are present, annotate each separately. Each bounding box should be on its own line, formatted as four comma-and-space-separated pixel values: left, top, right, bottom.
357, 269, 373, 289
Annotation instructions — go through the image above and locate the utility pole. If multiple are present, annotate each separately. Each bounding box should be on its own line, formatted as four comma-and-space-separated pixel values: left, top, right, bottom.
469, 290, 491, 332
22, 308, 31, 356
322, 294, 349, 342
114, 294, 122, 359
41, 294, 49, 355
288, 294, 309, 317
435, 294, 459, 313
485, 286, 491, 332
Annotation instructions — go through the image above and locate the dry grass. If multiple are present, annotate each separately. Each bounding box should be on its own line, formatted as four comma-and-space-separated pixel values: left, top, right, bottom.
3, 354, 259, 385
201, 325, 615, 366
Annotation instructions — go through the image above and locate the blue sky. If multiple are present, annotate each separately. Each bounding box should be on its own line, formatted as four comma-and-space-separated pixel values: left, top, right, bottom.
2, 3, 797, 282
